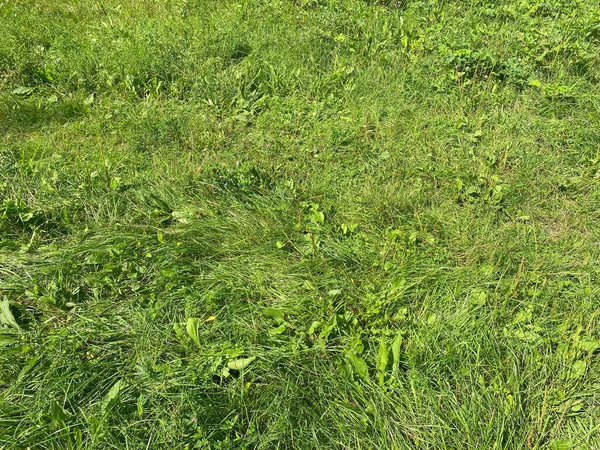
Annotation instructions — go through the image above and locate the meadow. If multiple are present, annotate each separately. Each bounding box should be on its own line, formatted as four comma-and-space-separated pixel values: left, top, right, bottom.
1, 0, 600, 448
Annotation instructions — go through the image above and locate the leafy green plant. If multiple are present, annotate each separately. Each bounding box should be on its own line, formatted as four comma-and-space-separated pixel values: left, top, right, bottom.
1, 0, 600, 448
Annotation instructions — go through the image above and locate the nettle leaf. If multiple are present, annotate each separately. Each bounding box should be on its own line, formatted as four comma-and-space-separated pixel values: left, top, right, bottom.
186, 318, 201, 347
227, 356, 256, 371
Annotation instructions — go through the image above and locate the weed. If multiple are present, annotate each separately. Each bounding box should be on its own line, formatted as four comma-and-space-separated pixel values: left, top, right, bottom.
1, 0, 600, 449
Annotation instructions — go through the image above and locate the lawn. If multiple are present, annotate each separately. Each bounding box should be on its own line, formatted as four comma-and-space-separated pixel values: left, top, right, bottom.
1, 0, 600, 448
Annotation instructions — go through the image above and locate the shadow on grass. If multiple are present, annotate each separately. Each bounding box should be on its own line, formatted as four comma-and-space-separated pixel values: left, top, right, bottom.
0, 96, 87, 133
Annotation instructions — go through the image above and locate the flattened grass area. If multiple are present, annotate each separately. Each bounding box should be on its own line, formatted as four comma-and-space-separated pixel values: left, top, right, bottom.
1, 0, 600, 448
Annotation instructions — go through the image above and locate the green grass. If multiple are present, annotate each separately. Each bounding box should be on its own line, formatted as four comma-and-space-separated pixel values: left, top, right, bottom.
1, 0, 600, 448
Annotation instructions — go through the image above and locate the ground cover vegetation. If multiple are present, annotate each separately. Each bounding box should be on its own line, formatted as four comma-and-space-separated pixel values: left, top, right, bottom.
1, 0, 600, 448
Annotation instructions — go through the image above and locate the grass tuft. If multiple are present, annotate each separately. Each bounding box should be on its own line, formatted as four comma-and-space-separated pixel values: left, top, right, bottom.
2, 0, 600, 448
